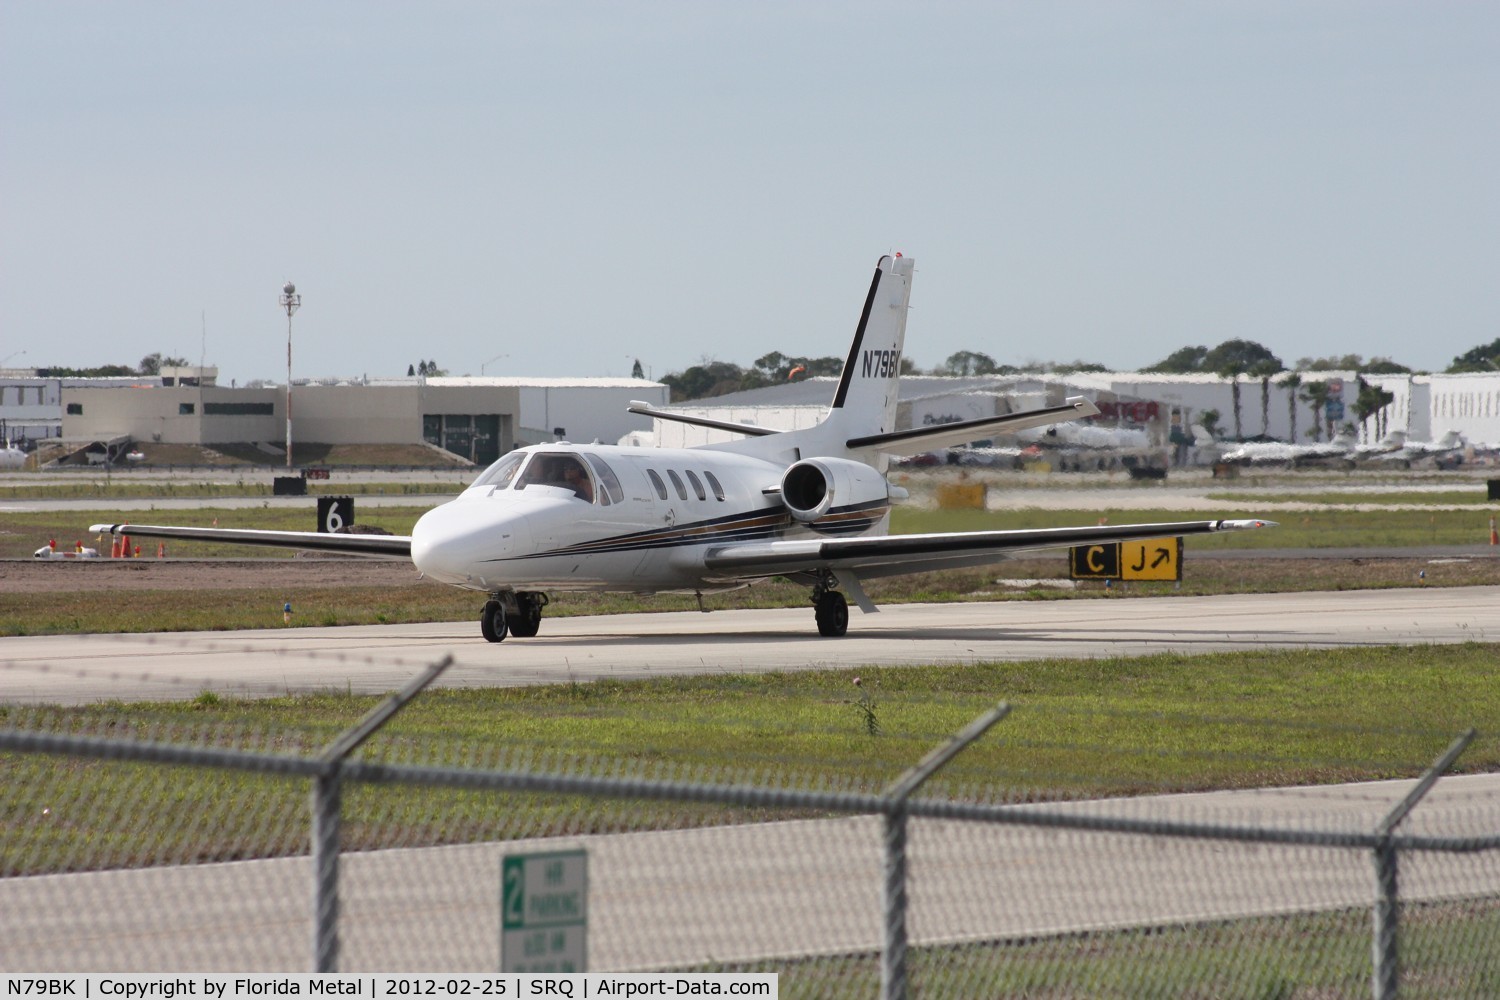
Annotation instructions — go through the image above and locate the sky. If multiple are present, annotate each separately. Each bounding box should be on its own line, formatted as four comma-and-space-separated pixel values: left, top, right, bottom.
2, 2, 1496, 384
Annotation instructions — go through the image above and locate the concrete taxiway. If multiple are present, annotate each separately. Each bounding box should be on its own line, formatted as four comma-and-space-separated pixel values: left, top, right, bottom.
5, 772, 1496, 971
6, 588, 1499, 972
4, 586, 1499, 705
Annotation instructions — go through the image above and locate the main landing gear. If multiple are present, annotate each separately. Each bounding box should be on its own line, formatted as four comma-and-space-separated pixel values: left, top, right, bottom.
811, 572, 849, 638
480, 591, 549, 643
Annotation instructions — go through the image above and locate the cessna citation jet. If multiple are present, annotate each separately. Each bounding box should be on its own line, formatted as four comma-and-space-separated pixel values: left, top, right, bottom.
93, 254, 1274, 640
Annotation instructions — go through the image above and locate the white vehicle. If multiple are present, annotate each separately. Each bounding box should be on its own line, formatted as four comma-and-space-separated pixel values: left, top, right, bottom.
34, 544, 99, 559
94, 255, 1274, 639
0, 442, 27, 470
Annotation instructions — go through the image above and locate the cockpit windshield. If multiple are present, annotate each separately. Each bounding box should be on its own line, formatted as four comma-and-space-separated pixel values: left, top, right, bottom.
517, 451, 597, 502
472, 451, 526, 489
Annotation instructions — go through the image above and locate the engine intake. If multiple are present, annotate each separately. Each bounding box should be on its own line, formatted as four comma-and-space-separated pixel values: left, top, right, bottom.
779, 457, 893, 526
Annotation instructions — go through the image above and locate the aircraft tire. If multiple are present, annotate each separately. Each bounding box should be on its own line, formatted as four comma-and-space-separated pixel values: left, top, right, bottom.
815, 591, 849, 637
510, 594, 542, 638
481, 599, 508, 643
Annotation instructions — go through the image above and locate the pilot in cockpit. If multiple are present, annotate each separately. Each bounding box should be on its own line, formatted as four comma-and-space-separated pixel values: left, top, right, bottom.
559, 459, 593, 502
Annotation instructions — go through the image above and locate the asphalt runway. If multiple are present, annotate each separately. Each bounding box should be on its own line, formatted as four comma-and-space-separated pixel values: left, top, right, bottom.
5, 585, 1500, 705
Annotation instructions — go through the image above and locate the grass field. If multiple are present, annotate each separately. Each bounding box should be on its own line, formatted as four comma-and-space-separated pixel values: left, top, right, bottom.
4, 643, 1495, 878
5, 503, 1500, 635
7, 500, 1500, 560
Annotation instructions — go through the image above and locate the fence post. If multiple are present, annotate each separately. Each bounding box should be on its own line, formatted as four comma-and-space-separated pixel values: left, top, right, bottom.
1369, 728, 1474, 1000
312, 655, 453, 972
881, 703, 1012, 1000
312, 769, 342, 973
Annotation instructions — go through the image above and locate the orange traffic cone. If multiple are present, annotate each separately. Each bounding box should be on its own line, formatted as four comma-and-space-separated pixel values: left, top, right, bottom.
157, 542, 166, 559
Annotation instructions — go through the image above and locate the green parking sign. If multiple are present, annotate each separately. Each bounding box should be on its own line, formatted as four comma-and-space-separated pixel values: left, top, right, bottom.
501, 849, 587, 973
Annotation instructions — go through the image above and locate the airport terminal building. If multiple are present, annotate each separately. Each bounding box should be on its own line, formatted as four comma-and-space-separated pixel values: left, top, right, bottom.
3, 368, 667, 465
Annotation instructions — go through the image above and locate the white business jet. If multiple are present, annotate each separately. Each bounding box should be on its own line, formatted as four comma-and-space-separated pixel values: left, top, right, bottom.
94, 255, 1274, 640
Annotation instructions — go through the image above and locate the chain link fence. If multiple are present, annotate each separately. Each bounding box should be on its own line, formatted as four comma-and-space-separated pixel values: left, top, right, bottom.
3, 656, 1499, 998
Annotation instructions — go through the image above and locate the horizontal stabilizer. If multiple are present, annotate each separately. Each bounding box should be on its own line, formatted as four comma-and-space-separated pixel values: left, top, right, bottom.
847, 396, 1102, 456
626, 401, 780, 437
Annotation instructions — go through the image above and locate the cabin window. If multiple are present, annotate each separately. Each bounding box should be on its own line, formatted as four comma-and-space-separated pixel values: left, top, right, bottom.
582, 453, 625, 505
179, 403, 195, 415
473, 451, 526, 489
703, 470, 726, 501
67, 403, 82, 415
684, 470, 707, 501
666, 469, 689, 501
646, 468, 668, 500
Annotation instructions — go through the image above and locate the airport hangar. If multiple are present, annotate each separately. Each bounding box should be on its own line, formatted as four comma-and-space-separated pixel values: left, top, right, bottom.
18, 367, 669, 465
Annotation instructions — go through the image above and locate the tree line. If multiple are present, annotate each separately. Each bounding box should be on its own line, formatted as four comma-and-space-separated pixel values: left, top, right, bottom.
34, 353, 189, 378
657, 337, 1500, 443
661, 350, 1107, 402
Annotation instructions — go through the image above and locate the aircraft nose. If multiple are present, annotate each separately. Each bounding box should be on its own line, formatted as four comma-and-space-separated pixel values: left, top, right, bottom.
411, 501, 521, 586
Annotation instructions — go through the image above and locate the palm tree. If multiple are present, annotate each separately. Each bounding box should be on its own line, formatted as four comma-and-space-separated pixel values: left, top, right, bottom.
1250, 360, 1283, 437
1199, 408, 1221, 441
1218, 364, 1246, 441
1277, 372, 1302, 443
1355, 376, 1396, 442
1299, 380, 1329, 441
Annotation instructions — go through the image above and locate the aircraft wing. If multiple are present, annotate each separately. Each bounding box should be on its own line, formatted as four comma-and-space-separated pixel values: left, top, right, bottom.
701, 519, 1274, 580
88, 522, 412, 558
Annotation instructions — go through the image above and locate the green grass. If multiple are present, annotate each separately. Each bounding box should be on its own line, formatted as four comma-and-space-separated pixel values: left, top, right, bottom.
4, 644, 1496, 877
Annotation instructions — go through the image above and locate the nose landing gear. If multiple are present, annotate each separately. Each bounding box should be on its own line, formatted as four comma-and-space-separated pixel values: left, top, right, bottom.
480, 591, 549, 642
480, 598, 508, 642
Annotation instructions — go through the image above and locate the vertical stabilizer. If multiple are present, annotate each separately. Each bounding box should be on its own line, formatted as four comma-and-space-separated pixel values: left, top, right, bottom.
710, 254, 915, 465
827, 254, 914, 440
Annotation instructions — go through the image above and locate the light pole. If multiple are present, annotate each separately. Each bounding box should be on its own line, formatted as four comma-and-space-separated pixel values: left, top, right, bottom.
280, 282, 301, 469
0, 350, 25, 369
480, 353, 508, 376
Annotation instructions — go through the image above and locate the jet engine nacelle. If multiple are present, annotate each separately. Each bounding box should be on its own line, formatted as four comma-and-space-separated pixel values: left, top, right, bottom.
779, 457, 892, 524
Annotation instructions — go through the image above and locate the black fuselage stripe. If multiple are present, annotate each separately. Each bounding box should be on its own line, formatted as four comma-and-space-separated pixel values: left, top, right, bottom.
510, 501, 890, 560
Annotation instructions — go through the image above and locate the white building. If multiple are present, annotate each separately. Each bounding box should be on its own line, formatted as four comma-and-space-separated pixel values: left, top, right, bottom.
0, 374, 144, 444
49, 373, 668, 465
426, 376, 668, 446
642, 370, 1500, 454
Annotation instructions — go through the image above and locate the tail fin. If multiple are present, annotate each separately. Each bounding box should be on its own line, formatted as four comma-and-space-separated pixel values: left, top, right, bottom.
735, 253, 1095, 464
827, 254, 915, 438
